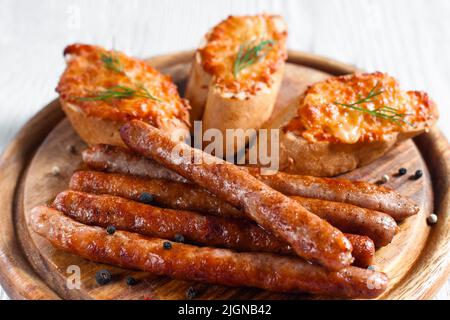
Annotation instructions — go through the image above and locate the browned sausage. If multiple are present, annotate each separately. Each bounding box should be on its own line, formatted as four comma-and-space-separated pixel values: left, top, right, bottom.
70, 171, 242, 218
82, 144, 419, 220
291, 197, 397, 248
70, 171, 397, 247
343, 234, 374, 268
53, 190, 291, 255
82, 144, 188, 183
53, 190, 374, 267
247, 169, 419, 221
30, 206, 387, 298
120, 120, 353, 270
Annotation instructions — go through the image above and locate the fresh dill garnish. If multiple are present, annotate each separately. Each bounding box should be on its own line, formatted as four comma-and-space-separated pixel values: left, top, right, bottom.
232, 39, 275, 78
79, 85, 162, 102
100, 53, 124, 73
334, 82, 412, 126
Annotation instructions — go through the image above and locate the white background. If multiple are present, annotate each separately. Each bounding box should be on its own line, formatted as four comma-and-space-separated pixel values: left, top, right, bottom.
0, 0, 449, 300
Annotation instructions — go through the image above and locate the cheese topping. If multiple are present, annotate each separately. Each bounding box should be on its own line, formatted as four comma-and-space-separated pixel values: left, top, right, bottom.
198, 15, 287, 99
284, 72, 437, 144
57, 44, 189, 128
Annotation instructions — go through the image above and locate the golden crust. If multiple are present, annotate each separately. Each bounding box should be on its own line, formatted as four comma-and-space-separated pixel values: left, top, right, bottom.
284, 72, 438, 144
198, 14, 288, 98
57, 44, 190, 145
203, 64, 284, 149
185, 15, 288, 153
254, 72, 439, 176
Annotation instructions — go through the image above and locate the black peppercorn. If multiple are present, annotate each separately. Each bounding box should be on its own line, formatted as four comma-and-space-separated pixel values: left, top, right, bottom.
414, 170, 423, 179
138, 192, 154, 204
174, 233, 185, 243
67, 144, 77, 154
106, 225, 116, 235
95, 269, 112, 285
398, 168, 407, 176
186, 286, 197, 299
163, 241, 172, 250
125, 276, 137, 286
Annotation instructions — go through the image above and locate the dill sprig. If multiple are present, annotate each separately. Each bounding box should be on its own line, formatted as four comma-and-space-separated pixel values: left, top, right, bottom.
334, 82, 412, 126
100, 53, 124, 73
232, 39, 275, 78
79, 85, 162, 102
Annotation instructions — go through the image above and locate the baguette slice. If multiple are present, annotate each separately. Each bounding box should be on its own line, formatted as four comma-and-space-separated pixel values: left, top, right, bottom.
255, 72, 439, 176
57, 44, 190, 147
185, 15, 287, 154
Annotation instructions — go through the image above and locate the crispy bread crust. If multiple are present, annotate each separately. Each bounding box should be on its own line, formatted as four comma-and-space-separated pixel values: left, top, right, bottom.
57, 44, 190, 146
185, 15, 288, 152
255, 72, 439, 176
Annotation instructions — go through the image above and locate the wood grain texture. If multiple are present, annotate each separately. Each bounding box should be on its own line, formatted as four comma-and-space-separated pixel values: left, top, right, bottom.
0, 51, 448, 300
1, 0, 449, 299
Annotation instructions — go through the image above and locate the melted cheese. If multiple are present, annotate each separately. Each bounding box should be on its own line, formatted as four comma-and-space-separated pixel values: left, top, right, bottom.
57, 44, 189, 127
198, 15, 287, 99
284, 72, 437, 143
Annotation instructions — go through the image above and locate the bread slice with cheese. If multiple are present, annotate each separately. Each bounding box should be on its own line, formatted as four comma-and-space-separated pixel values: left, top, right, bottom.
255, 72, 439, 176
185, 15, 287, 154
57, 44, 190, 147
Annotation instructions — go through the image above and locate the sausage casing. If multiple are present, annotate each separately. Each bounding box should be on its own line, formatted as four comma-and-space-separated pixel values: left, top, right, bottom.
30, 206, 387, 298
54, 190, 374, 267
53, 190, 291, 255
120, 120, 353, 270
249, 169, 419, 221
70, 170, 397, 247
82, 144, 418, 220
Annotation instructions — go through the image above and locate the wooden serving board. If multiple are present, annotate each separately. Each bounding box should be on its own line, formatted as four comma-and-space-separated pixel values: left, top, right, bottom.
0, 51, 449, 300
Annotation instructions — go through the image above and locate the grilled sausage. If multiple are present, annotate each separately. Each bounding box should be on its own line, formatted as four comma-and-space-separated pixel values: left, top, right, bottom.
291, 197, 397, 247
343, 234, 374, 268
82, 144, 419, 220
53, 190, 291, 255
248, 170, 419, 221
70, 171, 397, 247
70, 171, 242, 218
53, 190, 374, 267
30, 206, 387, 298
120, 120, 353, 270
82, 144, 188, 183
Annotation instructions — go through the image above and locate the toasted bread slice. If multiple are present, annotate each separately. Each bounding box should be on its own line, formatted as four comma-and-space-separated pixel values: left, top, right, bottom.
255, 72, 439, 176
185, 15, 287, 153
57, 44, 190, 147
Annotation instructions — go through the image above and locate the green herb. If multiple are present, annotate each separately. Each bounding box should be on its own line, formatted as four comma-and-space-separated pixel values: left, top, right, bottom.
232, 39, 275, 78
100, 53, 124, 73
79, 85, 161, 102
334, 82, 411, 125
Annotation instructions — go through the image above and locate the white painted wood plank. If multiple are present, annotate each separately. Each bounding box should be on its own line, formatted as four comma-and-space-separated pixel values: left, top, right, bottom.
0, 0, 448, 300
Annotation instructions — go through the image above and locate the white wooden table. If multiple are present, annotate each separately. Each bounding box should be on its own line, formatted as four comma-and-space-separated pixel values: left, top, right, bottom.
0, 0, 449, 300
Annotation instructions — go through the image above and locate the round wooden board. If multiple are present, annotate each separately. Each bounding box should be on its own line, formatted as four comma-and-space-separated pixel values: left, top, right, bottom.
0, 51, 449, 300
